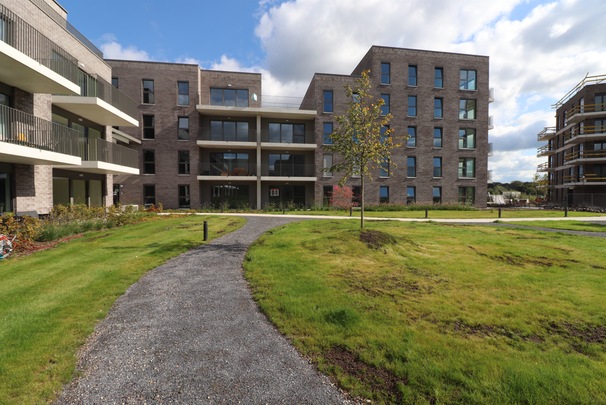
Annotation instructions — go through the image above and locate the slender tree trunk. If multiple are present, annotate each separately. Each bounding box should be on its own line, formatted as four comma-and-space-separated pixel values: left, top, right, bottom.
361, 175, 365, 228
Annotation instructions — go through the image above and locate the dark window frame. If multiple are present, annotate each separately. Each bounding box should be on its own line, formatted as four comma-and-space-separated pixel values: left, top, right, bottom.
460, 69, 477, 90
381, 62, 390, 85
324, 90, 333, 113
381, 94, 390, 116
178, 81, 189, 106
458, 158, 476, 178
407, 126, 416, 147
178, 116, 189, 140
408, 65, 417, 86
433, 186, 442, 204
178, 150, 190, 175
434, 127, 443, 148
380, 186, 389, 203
459, 128, 476, 149
433, 157, 442, 178
143, 150, 155, 175
323, 122, 333, 144
407, 156, 416, 178
178, 184, 190, 208
407, 186, 416, 204
459, 99, 476, 120
143, 79, 154, 104
210, 88, 249, 107
408, 95, 417, 117
434, 67, 443, 88
142, 115, 155, 139
434, 97, 443, 118
143, 184, 155, 206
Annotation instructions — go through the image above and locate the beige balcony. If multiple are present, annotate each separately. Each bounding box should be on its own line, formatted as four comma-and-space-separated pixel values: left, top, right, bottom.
537, 144, 556, 157
55, 137, 139, 175
197, 128, 257, 149
564, 103, 606, 125
564, 125, 606, 146
537, 127, 556, 142
564, 150, 606, 166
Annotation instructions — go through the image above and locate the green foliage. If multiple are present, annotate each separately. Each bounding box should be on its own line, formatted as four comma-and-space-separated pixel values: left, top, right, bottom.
364, 202, 478, 212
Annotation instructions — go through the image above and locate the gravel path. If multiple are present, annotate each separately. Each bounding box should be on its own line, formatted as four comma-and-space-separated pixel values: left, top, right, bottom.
56, 216, 355, 405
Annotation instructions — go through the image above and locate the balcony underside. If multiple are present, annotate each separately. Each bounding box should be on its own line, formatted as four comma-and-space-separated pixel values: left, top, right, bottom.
567, 111, 606, 125
565, 133, 606, 146
260, 176, 317, 182
0, 42, 80, 95
54, 161, 139, 175
537, 150, 556, 158
0, 141, 81, 166
557, 181, 606, 188
260, 142, 316, 150
197, 140, 257, 150
565, 157, 606, 166
52, 96, 139, 127
196, 105, 317, 119
197, 175, 256, 181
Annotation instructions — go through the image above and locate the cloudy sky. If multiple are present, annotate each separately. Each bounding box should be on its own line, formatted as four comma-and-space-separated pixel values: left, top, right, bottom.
59, 0, 606, 182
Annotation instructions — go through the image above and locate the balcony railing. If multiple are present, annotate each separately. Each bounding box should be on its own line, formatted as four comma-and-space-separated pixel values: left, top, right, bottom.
565, 103, 606, 120
488, 142, 493, 156
537, 162, 550, 172
553, 74, 606, 108
0, 3, 78, 84
564, 125, 606, 142
78, 137, 138, 168
261, 163, 316, 177
537, 127, 556, 141
537, 144, 556, 157
565, 150, 606, 162
261, 130, 316, 144
198, 129, 256, 143
260, 95, 304, 110
69, 72, 138, 120
0, 104, 79, 156
198, 162, 257, 177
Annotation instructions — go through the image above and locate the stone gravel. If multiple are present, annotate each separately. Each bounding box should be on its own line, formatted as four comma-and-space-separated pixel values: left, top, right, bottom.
56, 216, 357, 405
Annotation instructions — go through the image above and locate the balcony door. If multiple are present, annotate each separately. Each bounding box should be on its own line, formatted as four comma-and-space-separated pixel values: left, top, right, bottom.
268, 123, 305, 143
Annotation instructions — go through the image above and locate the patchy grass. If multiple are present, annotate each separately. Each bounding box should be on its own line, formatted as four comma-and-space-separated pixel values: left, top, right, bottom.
244, 220, 606, 404
268, 209, 605, 219
0, 215, 244, 404
497, 220, 606, 232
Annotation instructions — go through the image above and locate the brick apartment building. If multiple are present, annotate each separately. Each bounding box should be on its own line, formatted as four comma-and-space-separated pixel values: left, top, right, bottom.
537, 74, 606, 208
0, 0, 139, 215
110, 46, 493, 210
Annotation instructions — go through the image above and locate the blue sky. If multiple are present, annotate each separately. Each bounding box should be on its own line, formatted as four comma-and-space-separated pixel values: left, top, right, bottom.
59, 0, 606, 183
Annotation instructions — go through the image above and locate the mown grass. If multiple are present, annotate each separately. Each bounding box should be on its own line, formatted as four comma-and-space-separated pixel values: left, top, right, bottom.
270, 209, 605, 219
244, 220, 606, 404
497, 220, 606, 232
0, 215, 245, 404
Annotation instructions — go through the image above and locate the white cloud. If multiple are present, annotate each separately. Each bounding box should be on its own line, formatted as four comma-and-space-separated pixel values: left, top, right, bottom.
175, 57, 201, 66
100, 37, 151, 61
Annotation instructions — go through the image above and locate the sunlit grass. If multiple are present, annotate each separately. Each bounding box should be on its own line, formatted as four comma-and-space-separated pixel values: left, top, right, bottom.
244, 220, 606, 404
497, 220, 606, 232
267, 209, 605, 219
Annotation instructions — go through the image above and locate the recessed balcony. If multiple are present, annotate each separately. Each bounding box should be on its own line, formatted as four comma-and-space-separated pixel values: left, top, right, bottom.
260, 163, 316, 181
197, 162, 257, 180
564, 149, 606, 166
564, 125, 606, 145
260, 130, 317, 150
54, 137, 139, 175
0, 104, 80, 166
0, 4, 80, 95
197, 128, 257, 149
53, 73, 138, 127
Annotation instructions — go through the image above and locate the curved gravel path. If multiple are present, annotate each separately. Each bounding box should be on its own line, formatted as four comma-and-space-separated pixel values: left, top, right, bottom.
56, 216, 355, 405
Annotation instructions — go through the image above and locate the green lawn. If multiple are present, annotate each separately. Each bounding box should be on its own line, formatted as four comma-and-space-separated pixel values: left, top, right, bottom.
496, 220, 606, 232
244, 220, 606, 404
0, 215, 245, 404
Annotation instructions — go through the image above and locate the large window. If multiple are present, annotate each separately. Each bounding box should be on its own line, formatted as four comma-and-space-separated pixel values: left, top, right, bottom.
143, 150, 155, 174
323, 185, 333, 206
460, 70, 476, 90
458, 158, 475, 178
212, 185, 250, 209
435, 68, 443, 88
178, 117, 189, 140
143, 115, 154, 139
408, 65, 417, 86
268, 185, 306, 206
143, 185, 155, 206
407, 126, 416, 147
268, 154, 306, 176
434, 98, 443, 118
178, 185, 190, 208
323, 122, 333, 144
178, 82, 189, 105
459, 99, 476, 119
323, 154, 333, 177
380, 186, 389, 203
433, 157, 442, 177
595, 119, 606, 133
268, 123, 305, 143
324, 90, 333, 113
143, 80, 154, 104
381, 94, 390, 116
178, 150, 190, 174
596, 94, 606, 112
210, 121, 250, 142
407, 156, 416, 177
434, 127, 442, 148
407, 186, 416, 204
210, 153, 249, 176
381, 63, 390, 85
211, 88, 249, 107
459, 128, 476, 148
433, 187, 441, 203
408, 96, 417, 117
458, 187, 475, 204
380, 159, 389, 177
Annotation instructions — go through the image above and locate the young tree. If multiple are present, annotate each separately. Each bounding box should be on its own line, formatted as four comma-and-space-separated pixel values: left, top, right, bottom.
324, 70, 404, 228
329, 185, 359, 211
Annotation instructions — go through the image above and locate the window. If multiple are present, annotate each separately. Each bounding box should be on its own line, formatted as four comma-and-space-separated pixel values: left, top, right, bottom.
380, 186, 389, 203
433, 187, 441, 204
143, 150, 155, 174
407, 156, 416, 177
352, 93, 360, 103
323, 122, 333, 144
178, 117, 189, 140
407, 187, 416, 204
178, 150, 190, 175
268, 123, 306, 143
143, 185, 155, 206
433, 157, 442, 177
380, 125, 389, 143
178, 185, 190, 208
458, 158, 475, 178
268, 154, 306, 176
460, 70, 476, 90
210, 153, 250, 176
408, 65, 417, 86
459, 99, 476, 119
380, 159, 389, 177
381, 63, 390, 85
323, 185, 334, 206
143, 115, 155, 139
596, 94, 606, 112
434, 98, 443, 118
407, 126, 416, 147
408, 96, 417, 116
210, 121, 250, 142
596, 119, 606, 133
459, 128, 476, 148
435, 68, 443, 88
458, 187, 475, 204
434, 127, 442, 148
323, 154, 333, 177
178, 82, 189, 105
211, 88, 249, 107
352, 186, 361, 206
112, 78, 118, 88
143, 80, 154, 104
324, 90, 333, 113
381, 94, 390, 115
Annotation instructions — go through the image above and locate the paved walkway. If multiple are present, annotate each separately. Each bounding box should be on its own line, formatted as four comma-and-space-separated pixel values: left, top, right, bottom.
57, 216, 354, 405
